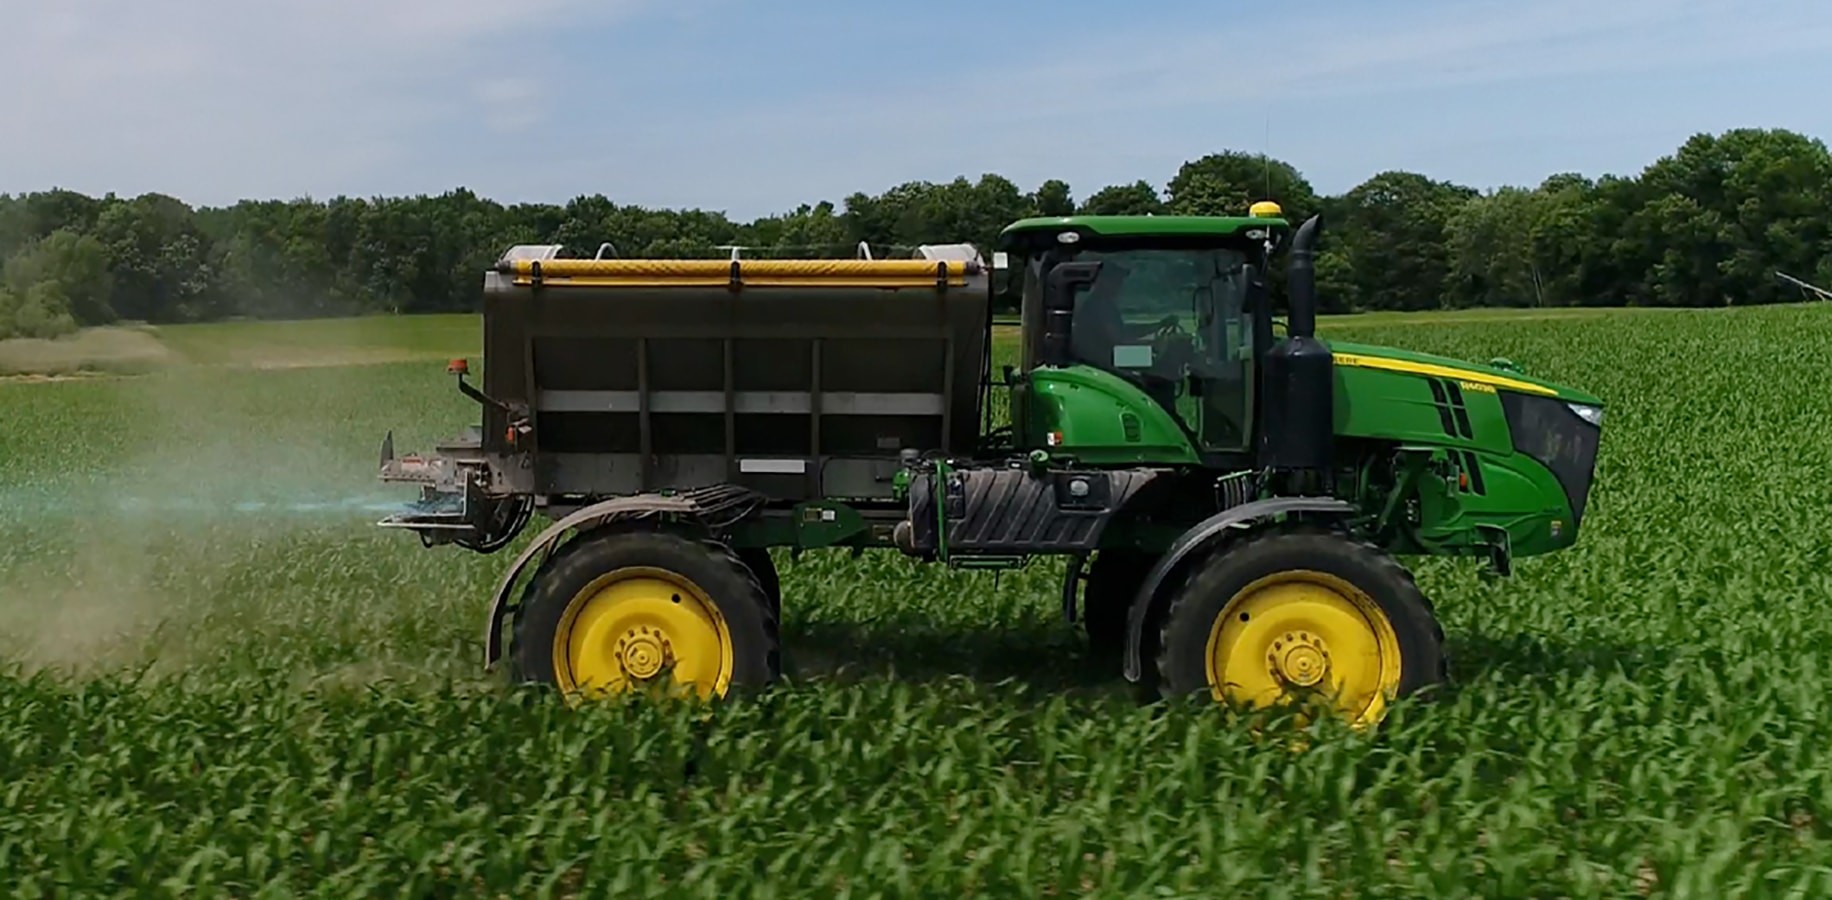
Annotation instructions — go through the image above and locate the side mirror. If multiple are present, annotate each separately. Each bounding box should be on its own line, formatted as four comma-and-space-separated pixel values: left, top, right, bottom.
1040, 261, 1102, 367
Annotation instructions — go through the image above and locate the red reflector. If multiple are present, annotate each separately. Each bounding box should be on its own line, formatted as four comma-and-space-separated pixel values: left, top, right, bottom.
447, 358, 469, 375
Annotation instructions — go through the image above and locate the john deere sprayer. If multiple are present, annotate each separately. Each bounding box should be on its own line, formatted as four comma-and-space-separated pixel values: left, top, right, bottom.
377, 204, 1604, 728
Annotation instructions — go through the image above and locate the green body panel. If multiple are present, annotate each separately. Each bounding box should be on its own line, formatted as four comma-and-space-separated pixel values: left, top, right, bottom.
1436, 449, 1582, 560
1019, 365, 1200, 465
1319, 343, 1593, 559
726, 500, 896, 553
1326, 339, 1604, 406
1319, 340, 1599, 558
791, 500, 870, 548
1331, 360, 1514, 454
1353, 436, 1579, 560
1000, 215, 1288, 240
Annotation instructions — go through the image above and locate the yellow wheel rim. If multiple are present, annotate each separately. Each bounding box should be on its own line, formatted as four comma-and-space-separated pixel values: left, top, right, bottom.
1203, 569, 1404, 729
551, 566, 734, 702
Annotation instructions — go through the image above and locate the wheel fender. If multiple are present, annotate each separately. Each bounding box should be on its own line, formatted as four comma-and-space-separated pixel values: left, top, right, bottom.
482, 494, 701, 670
1121, 496, 1357, 682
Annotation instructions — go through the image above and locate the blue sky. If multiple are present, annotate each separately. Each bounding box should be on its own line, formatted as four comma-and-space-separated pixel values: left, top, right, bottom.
4, 0, 1830, 220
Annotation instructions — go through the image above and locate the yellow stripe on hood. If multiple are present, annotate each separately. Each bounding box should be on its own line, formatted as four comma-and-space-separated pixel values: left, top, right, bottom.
1333, 352, 1558, 396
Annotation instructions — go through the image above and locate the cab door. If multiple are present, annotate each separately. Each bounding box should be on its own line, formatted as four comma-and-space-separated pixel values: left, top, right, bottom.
1187, 265, 1257, 454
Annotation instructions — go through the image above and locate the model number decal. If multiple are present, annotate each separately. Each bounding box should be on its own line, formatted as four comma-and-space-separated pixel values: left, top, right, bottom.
1458, 380, 1496, 394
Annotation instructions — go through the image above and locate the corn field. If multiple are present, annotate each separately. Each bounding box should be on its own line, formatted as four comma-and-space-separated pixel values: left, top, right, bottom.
6, 305, 1832, 896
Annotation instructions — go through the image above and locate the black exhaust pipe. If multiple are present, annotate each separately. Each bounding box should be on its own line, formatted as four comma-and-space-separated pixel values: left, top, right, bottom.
1286, 214, 1320, 339
1258, 214, 1334, 475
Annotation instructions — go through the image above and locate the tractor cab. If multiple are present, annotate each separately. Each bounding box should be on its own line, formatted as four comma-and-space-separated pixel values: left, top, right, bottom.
996, 203, 1298, 467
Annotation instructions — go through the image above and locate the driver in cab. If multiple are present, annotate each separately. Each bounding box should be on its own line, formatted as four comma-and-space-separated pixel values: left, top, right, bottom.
1069, 260, 1179, 368
1069, 259, 1184, 412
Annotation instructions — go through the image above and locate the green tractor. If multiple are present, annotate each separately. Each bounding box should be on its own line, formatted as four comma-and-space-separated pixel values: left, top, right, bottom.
377, 202, 1603, 728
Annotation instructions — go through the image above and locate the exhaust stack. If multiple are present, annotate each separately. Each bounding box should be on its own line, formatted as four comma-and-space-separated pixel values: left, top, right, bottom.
1286, 215, 1320, 339
1258, 214, 1335, 474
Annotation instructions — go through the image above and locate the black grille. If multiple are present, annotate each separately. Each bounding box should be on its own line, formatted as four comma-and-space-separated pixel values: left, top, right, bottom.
1500, 392, 1601, 527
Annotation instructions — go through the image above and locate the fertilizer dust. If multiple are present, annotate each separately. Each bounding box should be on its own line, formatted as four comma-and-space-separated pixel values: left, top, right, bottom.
0, 356, 421, 683
0, 518, 193, 680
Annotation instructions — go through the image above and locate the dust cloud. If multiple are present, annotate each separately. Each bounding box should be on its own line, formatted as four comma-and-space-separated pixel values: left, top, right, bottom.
0, 325, 448, 683
0, 517, 193, 680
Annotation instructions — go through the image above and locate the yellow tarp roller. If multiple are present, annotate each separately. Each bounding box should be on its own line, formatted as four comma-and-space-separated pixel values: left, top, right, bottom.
499, 258, 980, 289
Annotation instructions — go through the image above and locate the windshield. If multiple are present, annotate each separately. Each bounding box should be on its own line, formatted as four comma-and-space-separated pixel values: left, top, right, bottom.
1064, 245, 1256, 449
1067, 247, 1251, 371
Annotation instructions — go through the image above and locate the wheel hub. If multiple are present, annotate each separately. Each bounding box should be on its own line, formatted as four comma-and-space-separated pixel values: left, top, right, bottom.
616, 627, 673, 681
1272, 631, 1328, 687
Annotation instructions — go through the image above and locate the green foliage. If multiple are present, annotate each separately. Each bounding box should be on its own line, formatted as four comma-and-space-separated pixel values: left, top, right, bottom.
0, 227, 109, 339
0, 282, 79, 340
6, 306, 1832, 891
1167, 151, 1320, 221
1078, 180, 1167, 216
1030, 179, 1075, 217
2, 126, 1831, 329
2, 228, 115, 324
1326, 171, 1478, 312
1445, 186, 1559, 308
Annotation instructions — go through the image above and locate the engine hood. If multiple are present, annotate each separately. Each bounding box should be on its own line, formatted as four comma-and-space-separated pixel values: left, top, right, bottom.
1322, 339, 1603, 407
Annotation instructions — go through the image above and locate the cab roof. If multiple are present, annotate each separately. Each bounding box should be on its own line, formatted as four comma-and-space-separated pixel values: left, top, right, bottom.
997, 214, 1291, 247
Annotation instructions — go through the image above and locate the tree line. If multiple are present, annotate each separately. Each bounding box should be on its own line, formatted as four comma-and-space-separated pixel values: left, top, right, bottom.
2, 127, 1829, 340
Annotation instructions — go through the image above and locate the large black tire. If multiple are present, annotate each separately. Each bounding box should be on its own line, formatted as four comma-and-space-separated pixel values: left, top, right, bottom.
511, 525, 780, 700
1081, 549, 1158, 668
1154, 527, 1444, 727
734, 547, 782, 619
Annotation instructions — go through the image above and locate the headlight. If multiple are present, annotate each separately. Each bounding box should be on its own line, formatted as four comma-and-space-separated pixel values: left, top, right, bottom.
1566, 403, 1603, 426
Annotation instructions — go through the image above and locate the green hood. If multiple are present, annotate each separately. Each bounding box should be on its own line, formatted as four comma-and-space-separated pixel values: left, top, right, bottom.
1323, 339, 1603, 407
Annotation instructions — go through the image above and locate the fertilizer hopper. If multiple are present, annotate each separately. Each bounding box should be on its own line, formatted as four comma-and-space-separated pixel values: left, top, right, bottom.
386, 247, 997, 502
473, 252, 992, 503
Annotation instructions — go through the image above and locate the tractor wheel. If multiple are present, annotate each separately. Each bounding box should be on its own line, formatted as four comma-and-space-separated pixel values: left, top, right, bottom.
1154, 527, 1443, 729
1081, 549, 1157, 668
734, 547, 782, 619
510, 525, 780, 702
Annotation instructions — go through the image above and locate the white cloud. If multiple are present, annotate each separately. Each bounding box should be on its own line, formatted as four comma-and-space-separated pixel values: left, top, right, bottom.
0, 0, 645, 203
